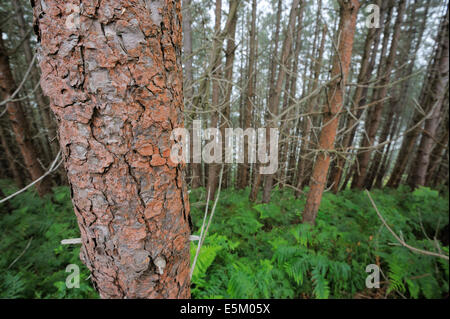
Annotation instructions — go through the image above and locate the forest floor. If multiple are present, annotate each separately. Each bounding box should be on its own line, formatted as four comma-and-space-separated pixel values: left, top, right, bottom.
0, 180, 448, 299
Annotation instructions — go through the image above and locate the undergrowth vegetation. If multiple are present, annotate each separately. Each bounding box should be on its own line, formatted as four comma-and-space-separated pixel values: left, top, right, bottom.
0, 180, 448, 298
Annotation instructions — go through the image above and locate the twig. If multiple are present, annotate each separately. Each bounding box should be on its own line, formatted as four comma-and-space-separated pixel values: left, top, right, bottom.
190, 165, 224, 279
366, 190, 449, 261
7, 237, 33, 270
0, 150, 62, 204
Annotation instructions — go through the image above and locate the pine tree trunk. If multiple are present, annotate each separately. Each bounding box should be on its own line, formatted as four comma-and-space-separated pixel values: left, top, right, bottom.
330, 0, 385, 193
302, 0, 359, 224
0, 122, 24, 188
352, 0, 406, 189
408, 6, 449, 188
12, 0, 58, 160
182, 0, 201, 189
262, 0, 300, 203
238, 0, 257, 190
33, 0, 191, 298
426, 106, 449, 187
220, 0, 239, 189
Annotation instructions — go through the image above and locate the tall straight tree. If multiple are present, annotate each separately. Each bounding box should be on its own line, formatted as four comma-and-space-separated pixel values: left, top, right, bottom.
330, 0, 385, 193
220, 0, 239, 188
408, 5, 449, 189
302, 0, 360, 224
182, 0, 202, 189
204, 0, 239, 201
12, 0, 58, 159
352, 0, 406, 189
262, 0, 300, 203
238, 0, 257, 190
388, 2, 448, 188
296, 0, 325, 196
33, 0, 191, 298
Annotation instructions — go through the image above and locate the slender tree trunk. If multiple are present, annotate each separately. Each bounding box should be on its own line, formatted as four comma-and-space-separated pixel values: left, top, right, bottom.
250, 0, 282, 200
352, 0, 406, 189
33, 0, 191, 298
220, 0, 239, 189
425, 101, 449, 187
182, 0, 201, 189
302, 0, 359, 224
13, 0, 58, 161
262, 0, 301, 203
205, 0, 239, 201
279, 2, 305, 188
0, 29, 52, 196
387, 3, 443, 188
0, 122, 24, 188
238, 0, 257, 190
330, 0, 385, 193
207, 0, 223, 201
296, 5, 325, 197
408, 7, 449, 189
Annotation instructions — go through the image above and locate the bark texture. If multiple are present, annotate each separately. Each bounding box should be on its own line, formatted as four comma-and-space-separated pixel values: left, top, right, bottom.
33, 0, 191, 298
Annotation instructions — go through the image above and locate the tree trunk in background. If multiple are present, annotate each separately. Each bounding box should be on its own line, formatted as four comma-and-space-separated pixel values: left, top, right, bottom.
238, 0, 257, 190
0, 122, 24, 188
302, 0, 359, 224
250, 0, 282, 200
33, 0, 191, 298
431, 148, 449, 187
426, 105, 449, 187
220, 0, 239, 189
207, 0, 223, 201
387, 4, 445, 188
296, 33, 326, 196
262, 0, 300, 203
373, 109, 399, 189
0, 29, 52, 196
13, 0, 58, 161
366, 0, 427, 190
352, 0, 405, 189
331, 0, 385, 193
206, 0, 239, 201
408, 6, 449, 189
182, 0, 202, 189
278, 2, 305, 188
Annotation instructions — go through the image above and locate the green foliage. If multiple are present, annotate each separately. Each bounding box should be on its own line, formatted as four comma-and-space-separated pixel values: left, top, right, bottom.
0, 181, 98, 299
189, 186, 449, 299
1, 181, 448, 299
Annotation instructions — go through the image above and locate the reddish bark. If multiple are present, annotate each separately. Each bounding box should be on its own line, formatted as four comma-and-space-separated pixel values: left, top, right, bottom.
33, 0, 191, 298
302, 0, 359, 224
330, 0, 385, 193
